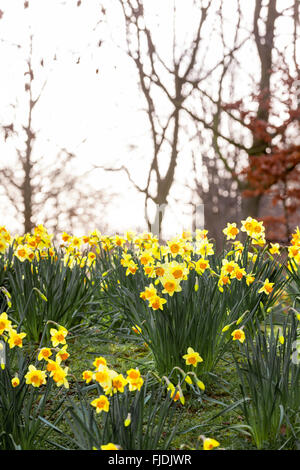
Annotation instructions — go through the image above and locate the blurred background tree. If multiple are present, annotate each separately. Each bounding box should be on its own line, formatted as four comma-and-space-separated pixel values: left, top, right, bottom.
0, 15, 110, 235
104, 0, 300, 243
0, 0, 299, 243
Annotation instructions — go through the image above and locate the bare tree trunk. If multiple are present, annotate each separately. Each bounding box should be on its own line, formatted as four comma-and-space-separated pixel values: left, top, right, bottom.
23, 51, 35, 234
0, 34, 109, 235
243, 0, 278, 218
241, 194, 261, 220
23, 155, 33, 233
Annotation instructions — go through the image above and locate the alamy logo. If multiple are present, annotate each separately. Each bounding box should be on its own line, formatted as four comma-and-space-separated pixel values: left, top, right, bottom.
149, 203, 205, 238
291, 340, 300, 365
0, 340, 5, 368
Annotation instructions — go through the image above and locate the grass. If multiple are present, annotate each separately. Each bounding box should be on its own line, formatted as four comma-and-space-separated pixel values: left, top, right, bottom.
37, 325, 259, 450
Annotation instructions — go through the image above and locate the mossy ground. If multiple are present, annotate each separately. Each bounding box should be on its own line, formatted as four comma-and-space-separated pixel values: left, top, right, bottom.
39, 326, 258, 450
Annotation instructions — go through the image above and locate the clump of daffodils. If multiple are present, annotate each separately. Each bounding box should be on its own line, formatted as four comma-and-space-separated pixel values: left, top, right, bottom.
1, 216, 285, 294
25, 323, 71, 389
0, 309, 71, 390
82, 357, 144, 415
0, 226, 12, 254
107, 217, 279, 310
7, 224, 99, 269
0, 312, 27, 360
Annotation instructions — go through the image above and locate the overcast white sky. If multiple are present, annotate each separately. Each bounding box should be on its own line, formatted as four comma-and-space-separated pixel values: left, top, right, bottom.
0, 0, 298, 237
0, 0, 149, 235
